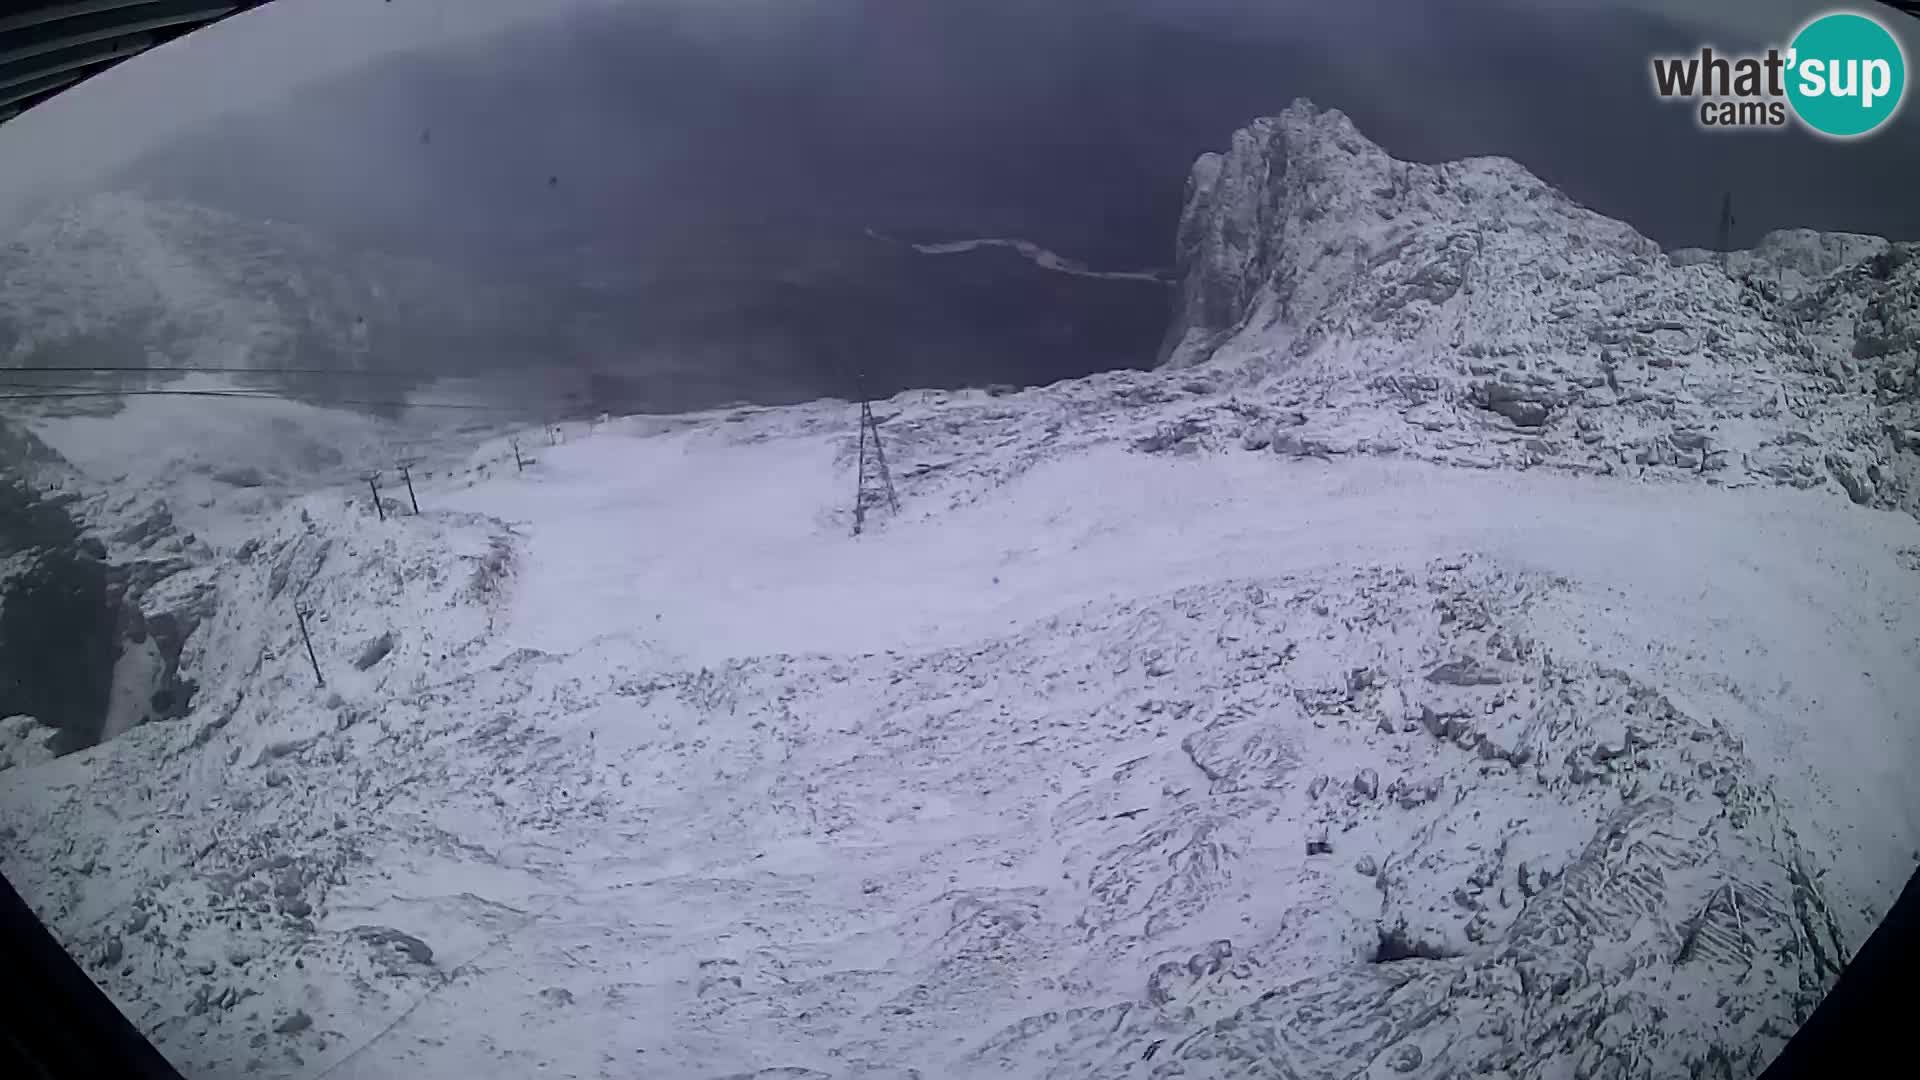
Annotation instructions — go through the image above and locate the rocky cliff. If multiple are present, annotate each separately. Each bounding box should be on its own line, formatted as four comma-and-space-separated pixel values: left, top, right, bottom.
0, 422, 203, 763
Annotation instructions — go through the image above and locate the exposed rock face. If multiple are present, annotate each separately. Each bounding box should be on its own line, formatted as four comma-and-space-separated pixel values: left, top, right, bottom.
1158, 128, 1282, 370
0, 478, 117, 752
1154, 99, 1920, 519
353, 631, 396, 671
0, 426, 201, 754
1160, 101, 1658, 370
0, 548, 120, 753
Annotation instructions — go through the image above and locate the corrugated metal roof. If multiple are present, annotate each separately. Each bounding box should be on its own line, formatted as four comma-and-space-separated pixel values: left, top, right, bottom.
0, 1, 269, 127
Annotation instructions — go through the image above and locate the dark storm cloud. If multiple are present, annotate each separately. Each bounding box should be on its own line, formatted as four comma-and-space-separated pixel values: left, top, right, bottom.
1129, 0, 1920, 248
110, 0, 1920, 266
11, 0, 1917, 404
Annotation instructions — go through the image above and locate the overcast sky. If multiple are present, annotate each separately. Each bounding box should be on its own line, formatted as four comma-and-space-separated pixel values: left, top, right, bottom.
2, 0, 1916, 247
3, 0, 1914, 400
0, 0, 551, 226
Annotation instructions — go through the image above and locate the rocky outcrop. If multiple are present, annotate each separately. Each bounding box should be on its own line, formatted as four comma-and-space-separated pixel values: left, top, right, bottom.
1151, 99, 1920, 520
1158, 124, 1286, 369
1159, 101, 1659, 370
0, 480, 118, 753
0, 454, 201, 755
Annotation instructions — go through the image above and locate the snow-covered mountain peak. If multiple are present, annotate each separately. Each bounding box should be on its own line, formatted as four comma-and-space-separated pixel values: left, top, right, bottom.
1162, 98, 1660, 371
1151, 99, 1920, 522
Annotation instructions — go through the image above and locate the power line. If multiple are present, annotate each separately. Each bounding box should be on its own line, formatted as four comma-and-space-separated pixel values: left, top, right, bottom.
0, 389, 541, 412
0, 389, 276, 401
0, 364, 548, 380
0, 381, 279, 394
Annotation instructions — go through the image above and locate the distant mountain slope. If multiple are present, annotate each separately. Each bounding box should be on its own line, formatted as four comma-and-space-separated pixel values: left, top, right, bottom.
0, 193, 560, 385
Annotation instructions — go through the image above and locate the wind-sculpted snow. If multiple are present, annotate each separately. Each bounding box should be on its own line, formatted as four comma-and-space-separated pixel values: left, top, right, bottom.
1, 507, 1892, 1077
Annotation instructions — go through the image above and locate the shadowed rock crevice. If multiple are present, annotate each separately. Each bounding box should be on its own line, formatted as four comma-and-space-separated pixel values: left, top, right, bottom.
0, 431, 201, 754
1370, 924, 1463, 964
0, 477, 117, 753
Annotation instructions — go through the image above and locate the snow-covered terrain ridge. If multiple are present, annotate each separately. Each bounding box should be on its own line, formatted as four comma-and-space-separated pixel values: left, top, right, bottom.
0, 100, 1916, 1079
1161, 101, 1920, 520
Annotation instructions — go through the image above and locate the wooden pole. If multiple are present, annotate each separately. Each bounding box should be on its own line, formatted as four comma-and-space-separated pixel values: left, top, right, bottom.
512, 439, 524, 472
294, 604, 324, 687
401, 465, 420, 515
367, 476, 385, 522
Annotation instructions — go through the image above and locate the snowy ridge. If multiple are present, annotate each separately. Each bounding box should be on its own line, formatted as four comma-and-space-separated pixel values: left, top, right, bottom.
0, 101, 1917, 1079
1672, 229, 1891, 299
1152, 101, 1920, 520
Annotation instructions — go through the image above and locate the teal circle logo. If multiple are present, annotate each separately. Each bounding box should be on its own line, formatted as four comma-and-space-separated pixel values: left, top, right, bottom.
1786, 10, 1907, 138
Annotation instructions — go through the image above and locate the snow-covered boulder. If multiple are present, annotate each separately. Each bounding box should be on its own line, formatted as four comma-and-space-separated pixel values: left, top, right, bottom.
0, 714, 57, 771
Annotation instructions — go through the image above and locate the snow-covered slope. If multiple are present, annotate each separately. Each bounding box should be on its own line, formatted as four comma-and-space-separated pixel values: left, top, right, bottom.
21, 382, 501, 548
0, 101, 1917, 1080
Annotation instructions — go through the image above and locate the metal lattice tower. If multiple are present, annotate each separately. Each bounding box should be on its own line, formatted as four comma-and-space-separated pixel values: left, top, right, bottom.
851, 394, 898, 537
